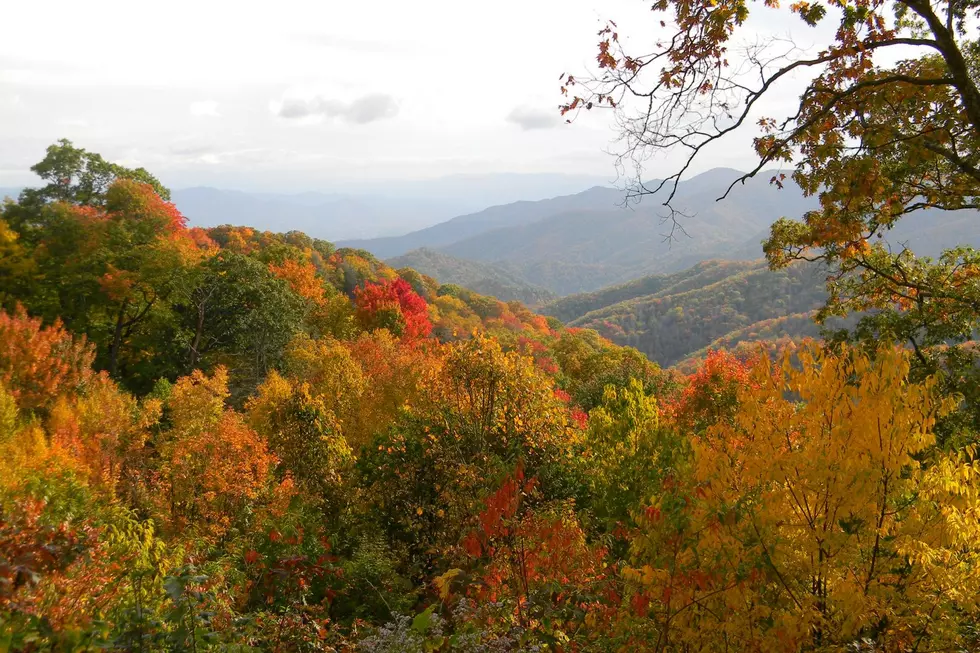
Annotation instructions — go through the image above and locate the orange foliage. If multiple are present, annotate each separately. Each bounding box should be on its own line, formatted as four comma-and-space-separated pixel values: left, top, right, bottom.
104, 178, 187, 235
346, 330, 442, 447
269, 259, 327, 304
47, 373, 159, 492
0, 306, 94, 412
155, 368, 277, 540
187, 226, 218, 251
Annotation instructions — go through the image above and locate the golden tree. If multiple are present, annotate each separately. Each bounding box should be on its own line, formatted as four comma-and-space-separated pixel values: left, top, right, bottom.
623, 343, 980, 651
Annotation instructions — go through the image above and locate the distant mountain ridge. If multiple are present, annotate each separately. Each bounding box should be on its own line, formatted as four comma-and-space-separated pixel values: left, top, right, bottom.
349, 167, 980, 296
3, 173, 614, 243
171, 187, 467, 241
351, 168, 816, 295
339, 185, 620, 259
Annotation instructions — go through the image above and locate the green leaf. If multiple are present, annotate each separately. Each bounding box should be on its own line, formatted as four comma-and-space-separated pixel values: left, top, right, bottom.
411, 605, 436, 633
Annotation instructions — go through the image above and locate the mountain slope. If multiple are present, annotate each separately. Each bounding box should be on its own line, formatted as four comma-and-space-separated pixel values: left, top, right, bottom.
344, 167, 980, 297
540, 260, 761, 323
387, 248, 556, 305
543, 260, 833, 367
338, 185, 620, 259
439, 170, 815, 294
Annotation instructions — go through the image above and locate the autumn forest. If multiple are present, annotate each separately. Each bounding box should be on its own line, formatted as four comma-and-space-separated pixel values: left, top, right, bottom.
2, 0, 980, 650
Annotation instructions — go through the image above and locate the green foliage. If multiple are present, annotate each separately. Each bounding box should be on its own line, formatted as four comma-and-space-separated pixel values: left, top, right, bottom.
179, 252, 307, 396
20, 138, 170, 210
389, 248, 557, 305
548, 259, 838, 367
584, 380, 685, 529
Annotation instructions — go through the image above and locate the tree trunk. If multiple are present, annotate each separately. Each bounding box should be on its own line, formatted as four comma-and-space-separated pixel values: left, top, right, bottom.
108, 299, 129, 377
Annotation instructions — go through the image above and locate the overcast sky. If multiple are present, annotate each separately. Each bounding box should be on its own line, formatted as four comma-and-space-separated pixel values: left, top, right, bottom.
0, 0, 835, 192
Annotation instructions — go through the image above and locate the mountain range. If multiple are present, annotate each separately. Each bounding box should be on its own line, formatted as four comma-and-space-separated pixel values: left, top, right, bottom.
170, 188, 466, 241
343, 168, 814, 294
343, 168, 980, 297
3, 172, 612, 242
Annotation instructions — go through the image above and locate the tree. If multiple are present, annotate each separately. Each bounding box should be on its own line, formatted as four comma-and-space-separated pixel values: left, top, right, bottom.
154, 367, 276, 541
93, 180, 198, 378
19, 138, 170, 210
562, 0, 980, 358
12, 179, 198, 384
47, 372, 160, 496
269, 258, 357, 339
0, 306, 94, 413
621, 342, 980, 651
179, 252, 306, 394
584, 379, 685, 530
345, 329, 442, 450
0, 217, 36, 308
670, 348, 756, 433
355, 278, 433, 341
246, 369, 354, 509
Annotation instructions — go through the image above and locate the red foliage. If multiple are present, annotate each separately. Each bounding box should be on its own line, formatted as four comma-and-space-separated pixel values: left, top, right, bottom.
516, 336, 546, 356
669, 349, 756, 432
105, 179, 187, 234
535, 355, 559, 375
0, 306, 94, 411
463, 468, 612, 622
0, 498, 86, 613
0, 497, 125, 634
354, 278, 432, 341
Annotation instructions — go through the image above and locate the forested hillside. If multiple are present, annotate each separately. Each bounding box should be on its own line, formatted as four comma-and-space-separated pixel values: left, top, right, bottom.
543, 261, 834, 367
541, 260, 760, 323
386, 248, 556, 305
0, 141, 681, 650
4, 143, 980, 653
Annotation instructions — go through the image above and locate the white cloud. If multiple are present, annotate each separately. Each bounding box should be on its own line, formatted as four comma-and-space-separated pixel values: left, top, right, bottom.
506, 106, 561, 131
276, 93, 399, 124
189, 100, 220, 117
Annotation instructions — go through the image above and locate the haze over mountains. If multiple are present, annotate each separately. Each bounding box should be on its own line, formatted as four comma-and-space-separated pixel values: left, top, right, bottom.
387, 248, 557, 305
346, 167, 980, 297
4, 173, 613, 241
342, 168, 814, 295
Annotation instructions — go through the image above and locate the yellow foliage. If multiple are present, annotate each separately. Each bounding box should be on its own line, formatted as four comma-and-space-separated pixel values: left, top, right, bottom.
626, 342, 979, 651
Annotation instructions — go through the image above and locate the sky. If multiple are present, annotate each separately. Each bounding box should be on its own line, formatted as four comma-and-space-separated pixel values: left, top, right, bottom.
0, 0, 837, 193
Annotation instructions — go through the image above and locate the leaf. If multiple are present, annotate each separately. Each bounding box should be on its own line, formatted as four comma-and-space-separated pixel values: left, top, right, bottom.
434, 568, 463, 600
411, 605, 436, 633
